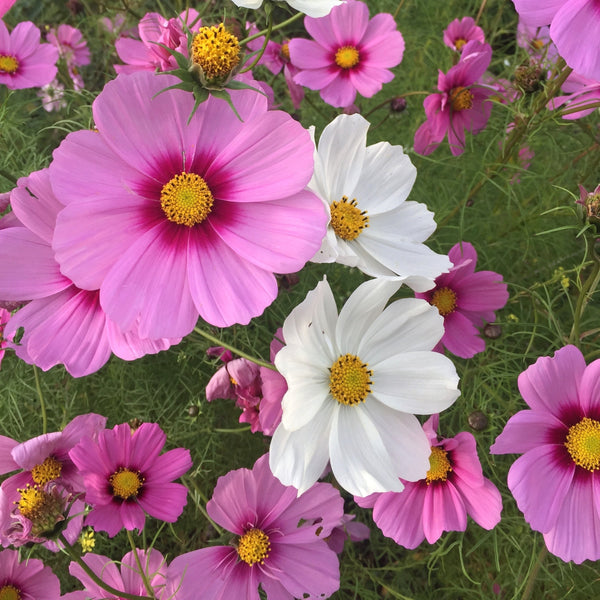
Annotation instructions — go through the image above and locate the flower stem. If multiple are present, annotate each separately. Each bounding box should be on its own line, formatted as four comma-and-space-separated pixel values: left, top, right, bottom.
183, 476, 224, 535
569, 239, 600, 345
521, 544, 547, 600
239, 11, 303, 45
239, 12, 273, 74
193, 327, 277, 370
33, 365, 47, 435
126, 530, 157, 599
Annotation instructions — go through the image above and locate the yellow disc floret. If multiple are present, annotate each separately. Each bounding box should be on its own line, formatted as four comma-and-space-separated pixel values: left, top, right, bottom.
0, 585, 21, 600
454, 38, 467, 51
449, 86, 474, 111
237, 528, 271, 565
335, 45, 360, 69
426, 446, 452, 484
329, 354, 373, 406
430, 287, 457, 316
16, 484, 63, 535
565, 417, 600, 471
0, 55, 18, 74
329, 196, 369, 241
31, 456, 63, 485
109, 468, 144, 500
191, 23, 240, 81
160, 172, 214, 227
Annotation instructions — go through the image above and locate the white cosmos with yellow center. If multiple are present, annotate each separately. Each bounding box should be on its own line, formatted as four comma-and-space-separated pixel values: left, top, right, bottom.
230, 0, 343, 18
269, 278, 461, 497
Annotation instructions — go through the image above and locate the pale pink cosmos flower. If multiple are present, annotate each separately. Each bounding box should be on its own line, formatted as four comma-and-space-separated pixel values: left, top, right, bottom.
289, 0, 404, 108
0, 20, 58, 90
491, 345, 600, 564
443, 16, 485, 52
36, 78, 67, 112
69, 422, 192, 538
0, 169, 181, 377
414, 40, 494, 156
49, 71, 328, 338
167, 453, 343, 599
548, 70, 600, 120
415, 242, 508, 359
356, 414, 502, 548
0, 549, 62, 599
46, 25, 90, 90
513, 0, 600, 81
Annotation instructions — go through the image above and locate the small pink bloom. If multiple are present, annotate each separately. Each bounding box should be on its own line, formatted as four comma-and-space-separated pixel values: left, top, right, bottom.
443, 16, 485, 52
516, 18, 558, 65
414, 40, 494, 156
36, 79, 67, 112
289, 0, 404, 108
0, 548, 62, 599
46, 24, 90, 89
415, 242, 508, 359
0, 20, 58, 90
491, 345, 600, 563
69, 422, 192, 537
167, 453, 343, 600
356, 414, 502, 548
257, 328, 286, 435
326, 513, 370, 553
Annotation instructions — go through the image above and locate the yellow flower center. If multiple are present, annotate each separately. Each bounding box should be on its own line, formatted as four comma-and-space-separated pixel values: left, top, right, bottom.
430, 287, 457, 316
531, 38, 545, 50
191, 23, 240, 81
334, 45, 360, 69
237, 528, 271, 565
454, 38, 467, 51
31, 456, 63, 485
280, 43, 290, 61
0, 586, 21, 600
109, 468, 144, 500
565, 417, 600, 471
160, 172, 214, 227
329, 196, 369, 241
426, 446, 452, 484
15, 484, 63, 535
0, 55, 18, 74
329, 354, 373, 406
449, 86, 474, 111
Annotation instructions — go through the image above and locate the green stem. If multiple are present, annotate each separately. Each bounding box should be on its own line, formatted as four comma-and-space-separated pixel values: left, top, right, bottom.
183, 476, 224, 535
239, 13, 273, 74
521, 544, 547, 600
569, 241, 600, 345
475, 0, 488, 24
239, 12, 303, 45
214, 426, 252, 433
362, 91, 430, 118
558, 100, 600, 118
33, 366, 47, 435
59, 534, 154, 600
126, 530, 157, 599
193, 327, 277, 370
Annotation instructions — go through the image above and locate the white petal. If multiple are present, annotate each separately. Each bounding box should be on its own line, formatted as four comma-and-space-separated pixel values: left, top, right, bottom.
287, 0, 344, 17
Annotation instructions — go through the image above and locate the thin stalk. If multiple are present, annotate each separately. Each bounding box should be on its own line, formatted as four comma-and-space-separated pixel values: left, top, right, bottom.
239, 12, 303, 45
239, 13, 273, 74
558, 100, 600, 118
362, 91, 430, 118
393, 0, 407, 19
521, 545, 547, 600
33, 366, 47, 435
193, 327, 276, 370
569, 241, 600, 345
126, 530, 157, 599
475, 0, 488, 24
183, 476, 224, 535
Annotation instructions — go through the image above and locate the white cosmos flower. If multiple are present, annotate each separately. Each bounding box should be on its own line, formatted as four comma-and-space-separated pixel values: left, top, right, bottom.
231, 0, 344, 18
269, 277, 460, 497
309, 113, 451, 292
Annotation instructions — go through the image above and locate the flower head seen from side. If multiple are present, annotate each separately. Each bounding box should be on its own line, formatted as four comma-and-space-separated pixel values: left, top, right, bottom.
310, 113, 451, 291
0, 548, 61, 600
167, 453, 343, 600
49, 71, 327, 339
0, 19, 58, 90
491, 345, 600, 564
289, 0, 405, 108
415, 241, 509, 359
69, 422, 192, 537
231, 0, 344, 18
443, 16, 485, 52
355, 414, 502, 548
414, 40, 494, 156
269, 277, 460, 497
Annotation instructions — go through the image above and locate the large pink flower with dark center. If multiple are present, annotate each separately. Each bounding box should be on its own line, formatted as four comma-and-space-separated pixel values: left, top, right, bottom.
491, 345, 600, 564
289, 0, 404, 108
49, 71, 327, 338
0, 549, 62, 600
0, 20, 58, 89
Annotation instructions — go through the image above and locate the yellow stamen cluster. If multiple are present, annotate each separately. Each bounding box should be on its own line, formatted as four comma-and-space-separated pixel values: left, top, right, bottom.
160, 172, 214, 227
329, 354, 373, 406
0, 55, 18, 74
335, 45, 360, 69
191, 23, 240, 81
449, 86, 474, 111
329, 196, 369, 241
15, 484, 63, 536
237, 528, 271, 565
426, 446, 453, 484
109, 468, 144, 500
531, 38, 545, 51
0, 585, 21, 600
565, 417, 600, 471
454, 38, 467, 51
31, 456, 63, 485
79, 528, 96, 553
280, 43, 290, 61
430, 287, 457, 316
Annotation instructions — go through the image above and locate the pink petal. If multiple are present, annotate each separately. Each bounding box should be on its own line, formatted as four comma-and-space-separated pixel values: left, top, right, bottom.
144, 448, 192, 484
440, 311, 486, 358
69, 553, 124, 597
288, 38, 332, 69
0, 436, 19, 474
422, 480, 467, 543
138, 482, 188, 522
512, 0, 564, 26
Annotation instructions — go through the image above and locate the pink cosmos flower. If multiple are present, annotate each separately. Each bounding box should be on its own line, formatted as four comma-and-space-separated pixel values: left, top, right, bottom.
36, 79, 67, 112
548, 70, 600, 120
0, 548, 62, 599
167, 453, 343, 599
415, 242, 508, 359
490, 345, 600, 564
49, 71, 327, 338
356, 414, 502, 548
512, 0, 600, 81
516, 19, 558, 65
46, 25, 90, 89
257, 329, 286, 436
289, 0, 405, 108
69, 422, 192, 537
414, 40, 494, 156
0, 307, 10, 368
443, 16, 485, 52
0, 169, 180, 377
326, 513, 370, 553
0, 20, 58, 90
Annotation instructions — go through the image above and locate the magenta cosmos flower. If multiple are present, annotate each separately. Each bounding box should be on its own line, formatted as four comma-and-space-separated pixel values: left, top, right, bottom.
0, 549, 61, 600
288, 0, 404, 108
513, 0, 600, 81
443, 16, 485, 52
0, 20, 58, 90
69, 422, 192, 537
356, 414, 502, 548
0, 169, 180, 377
415, 242, 508, 359
49, 71, 327, 338
46, 24, 90, 89
168, 453, 343, 599
414, 40, 494, 156
490, 345, 600, 563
